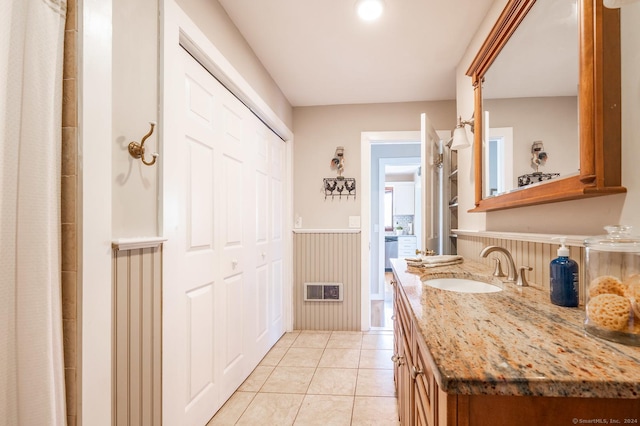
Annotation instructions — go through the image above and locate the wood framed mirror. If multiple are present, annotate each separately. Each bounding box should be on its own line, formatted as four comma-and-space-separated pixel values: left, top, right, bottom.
467, 0, 625, 212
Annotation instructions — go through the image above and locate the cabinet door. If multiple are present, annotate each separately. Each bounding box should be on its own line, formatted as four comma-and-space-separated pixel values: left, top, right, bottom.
393, 183, 415, 215
414, 332, 435, 426
399, 334, 414, 426
393, 277, 415, 425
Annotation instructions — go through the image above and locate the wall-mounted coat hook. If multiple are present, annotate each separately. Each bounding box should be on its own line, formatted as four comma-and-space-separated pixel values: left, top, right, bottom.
128, 121, 159, 166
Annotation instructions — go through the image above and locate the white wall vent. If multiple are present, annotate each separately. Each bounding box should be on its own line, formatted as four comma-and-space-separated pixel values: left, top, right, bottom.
304, 282, 343, 302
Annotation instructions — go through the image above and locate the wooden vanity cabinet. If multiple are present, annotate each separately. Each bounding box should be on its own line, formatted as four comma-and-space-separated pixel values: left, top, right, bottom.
392, 274, 437, 426
392, 276, 414, 425
391, 271, 640, 426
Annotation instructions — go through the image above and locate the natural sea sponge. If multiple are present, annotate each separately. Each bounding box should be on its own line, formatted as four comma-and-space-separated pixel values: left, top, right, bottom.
623, 274, 640, 299
623, 275, 640, 320
586, 293, 631, 331
588, 275, 626, 298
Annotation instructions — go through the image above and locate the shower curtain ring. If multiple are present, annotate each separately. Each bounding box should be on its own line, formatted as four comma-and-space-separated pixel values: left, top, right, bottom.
128, 121, 159, 166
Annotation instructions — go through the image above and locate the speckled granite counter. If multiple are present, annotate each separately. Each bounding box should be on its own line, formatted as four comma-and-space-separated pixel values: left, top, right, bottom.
390, 258, 640, 399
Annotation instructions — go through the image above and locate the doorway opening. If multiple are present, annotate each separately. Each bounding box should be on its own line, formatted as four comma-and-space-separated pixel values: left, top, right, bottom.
371, 146, 421, 330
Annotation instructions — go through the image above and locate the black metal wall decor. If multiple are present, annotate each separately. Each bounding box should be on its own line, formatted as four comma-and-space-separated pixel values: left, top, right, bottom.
518, 172, 560, 187
323, 176, 356, 200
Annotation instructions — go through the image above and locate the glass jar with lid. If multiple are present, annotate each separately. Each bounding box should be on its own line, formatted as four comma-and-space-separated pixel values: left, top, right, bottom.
584, 225, 640, 346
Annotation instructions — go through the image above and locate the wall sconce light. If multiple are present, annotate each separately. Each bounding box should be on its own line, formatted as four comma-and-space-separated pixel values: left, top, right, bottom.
451, 115, 474, 150
324, 146, 356, 199
128, 121, 159, 166
531, 140, 548, 171
330, 146, 345, 176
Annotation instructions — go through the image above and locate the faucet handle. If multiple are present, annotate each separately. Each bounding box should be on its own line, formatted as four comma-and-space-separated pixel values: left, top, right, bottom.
492, 257, 506, 277
516, 266, 533, 287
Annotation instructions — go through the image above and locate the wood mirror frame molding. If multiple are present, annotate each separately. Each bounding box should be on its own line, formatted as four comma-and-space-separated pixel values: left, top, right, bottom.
466, 0, 625, 212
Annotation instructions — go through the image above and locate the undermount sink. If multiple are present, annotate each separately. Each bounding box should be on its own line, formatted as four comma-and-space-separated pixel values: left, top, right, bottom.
423, 278, 502, 294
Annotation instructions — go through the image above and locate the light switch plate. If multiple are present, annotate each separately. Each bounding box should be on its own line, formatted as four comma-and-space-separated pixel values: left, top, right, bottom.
348, 216, 361, 228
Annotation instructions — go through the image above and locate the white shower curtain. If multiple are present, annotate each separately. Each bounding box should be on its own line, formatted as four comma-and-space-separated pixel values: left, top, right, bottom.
1, 0, 68, 425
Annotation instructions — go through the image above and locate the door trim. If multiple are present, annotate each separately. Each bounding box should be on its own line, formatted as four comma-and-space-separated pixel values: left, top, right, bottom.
360, 131, 420, 331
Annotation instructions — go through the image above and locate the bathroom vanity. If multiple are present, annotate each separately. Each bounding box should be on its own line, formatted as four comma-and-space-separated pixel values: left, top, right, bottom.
390, 259, 640, 426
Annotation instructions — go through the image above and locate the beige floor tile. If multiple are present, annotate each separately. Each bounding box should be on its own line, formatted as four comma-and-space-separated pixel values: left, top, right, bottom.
362, 333, 394, 350
261, 366, 315, 394
351, 396, 399, 425
210, 329, 399, 425
364, 329, 394, 335
293, 395, 354, 426
355, 369, 396, 397
326, 332, 363, 349
307, 368, 358, 396
274, 331, 301, 349
236, 392, 304, 426
238, 365, 274, 392
259, 346, 288, 366
207, 391, 255, 425
358, 349, 394, 370
318, 348, 361, 369
291, 332, 331, 348
279, 347, 324, 368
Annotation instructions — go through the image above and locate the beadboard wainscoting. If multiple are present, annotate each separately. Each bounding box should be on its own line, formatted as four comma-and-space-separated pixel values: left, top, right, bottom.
293, 230, 361, 330
112, 239, 164, 426
456, 231, 588, 305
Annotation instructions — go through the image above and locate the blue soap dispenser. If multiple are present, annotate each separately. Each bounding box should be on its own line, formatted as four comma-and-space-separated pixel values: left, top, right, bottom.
550, 237, 579, 307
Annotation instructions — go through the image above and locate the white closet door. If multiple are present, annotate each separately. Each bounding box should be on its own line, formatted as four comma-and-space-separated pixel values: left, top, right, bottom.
216, 75, 256, 403
252, 122, 272, 361
162, 48, 221, 426
164, 47, 286, 425
246, 111, 286, 363
269, 132, 285, 344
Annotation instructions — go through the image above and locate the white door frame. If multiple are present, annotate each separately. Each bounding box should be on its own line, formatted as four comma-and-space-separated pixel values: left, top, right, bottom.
359, 131, 420, 330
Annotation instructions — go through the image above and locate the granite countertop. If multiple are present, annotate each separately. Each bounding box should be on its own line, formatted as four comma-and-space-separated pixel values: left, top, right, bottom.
390, 258, 640, 399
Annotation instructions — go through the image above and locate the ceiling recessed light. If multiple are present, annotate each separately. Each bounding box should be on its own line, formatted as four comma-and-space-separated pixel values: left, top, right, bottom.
356, 0, 384, 21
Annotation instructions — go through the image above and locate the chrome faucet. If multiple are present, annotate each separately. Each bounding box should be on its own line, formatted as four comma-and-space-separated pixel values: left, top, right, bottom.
480, 245, 517, 282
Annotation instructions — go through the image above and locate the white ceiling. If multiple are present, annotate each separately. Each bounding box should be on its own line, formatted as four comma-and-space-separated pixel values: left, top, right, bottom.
217, 0, 495, 107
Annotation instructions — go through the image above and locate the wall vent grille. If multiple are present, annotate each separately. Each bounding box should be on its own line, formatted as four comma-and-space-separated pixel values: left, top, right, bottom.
304, 282, 343, 302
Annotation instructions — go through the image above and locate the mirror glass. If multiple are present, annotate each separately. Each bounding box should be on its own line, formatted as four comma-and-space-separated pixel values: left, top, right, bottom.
481, 0, 579, 198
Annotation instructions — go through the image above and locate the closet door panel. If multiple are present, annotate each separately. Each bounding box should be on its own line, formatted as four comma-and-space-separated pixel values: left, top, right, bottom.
163, 49, 221, 426
268, 134, 286, 342
216, 86, 251, 399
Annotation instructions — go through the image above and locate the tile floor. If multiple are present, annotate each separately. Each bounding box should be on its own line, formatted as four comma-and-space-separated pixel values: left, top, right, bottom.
207, 330, 399, 425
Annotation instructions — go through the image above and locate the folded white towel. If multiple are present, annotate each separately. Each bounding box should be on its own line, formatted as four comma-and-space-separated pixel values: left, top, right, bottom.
421, 255, 463, 265
421, 259, 463, 268
405, 255, 463, 268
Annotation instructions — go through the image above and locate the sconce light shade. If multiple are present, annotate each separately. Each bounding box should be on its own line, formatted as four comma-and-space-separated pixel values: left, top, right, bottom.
451, 127, 471, 150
